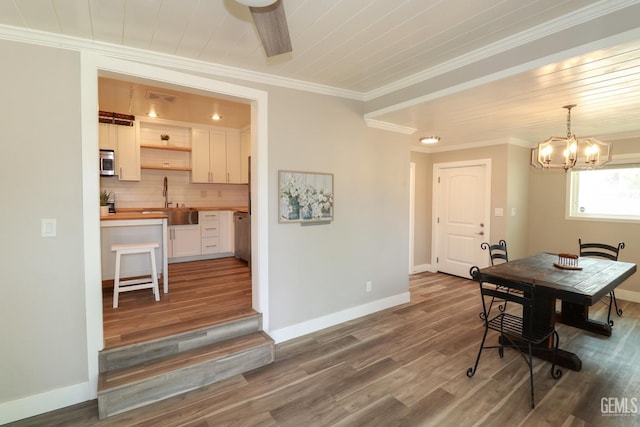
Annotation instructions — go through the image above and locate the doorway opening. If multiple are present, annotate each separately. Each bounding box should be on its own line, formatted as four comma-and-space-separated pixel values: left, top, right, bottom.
81, 54, 270, 394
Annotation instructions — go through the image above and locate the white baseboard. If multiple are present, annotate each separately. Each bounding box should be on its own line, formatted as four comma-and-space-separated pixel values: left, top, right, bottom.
411, 263, 435, 274
615, 288, 640, 304
268, 292, 410, 344
0, 381, 90, 425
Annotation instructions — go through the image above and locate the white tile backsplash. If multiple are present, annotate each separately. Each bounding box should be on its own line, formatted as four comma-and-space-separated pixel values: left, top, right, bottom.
100, 170, 248, 209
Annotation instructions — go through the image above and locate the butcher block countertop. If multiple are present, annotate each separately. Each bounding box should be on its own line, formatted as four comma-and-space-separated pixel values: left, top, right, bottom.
100, 206, 248, 221
100, 212, 167, 221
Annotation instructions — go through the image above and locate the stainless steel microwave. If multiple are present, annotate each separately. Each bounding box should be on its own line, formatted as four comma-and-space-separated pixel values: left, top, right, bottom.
100, 149, 115, 176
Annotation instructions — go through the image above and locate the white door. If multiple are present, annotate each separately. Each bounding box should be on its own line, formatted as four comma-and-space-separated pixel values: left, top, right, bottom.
434, 161, 491, 278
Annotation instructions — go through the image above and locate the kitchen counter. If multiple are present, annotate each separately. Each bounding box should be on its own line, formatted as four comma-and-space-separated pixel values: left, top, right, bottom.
100, 216, 169, 293
101, 207, 248, 221
100, 212, 167, 221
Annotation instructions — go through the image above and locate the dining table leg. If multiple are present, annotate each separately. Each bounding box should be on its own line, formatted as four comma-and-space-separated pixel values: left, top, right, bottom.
500, 293, 583, 371
556, 301, 612, 337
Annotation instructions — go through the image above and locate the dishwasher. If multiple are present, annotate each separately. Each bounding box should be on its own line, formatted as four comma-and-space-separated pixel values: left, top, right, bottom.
233, 211, 251, 265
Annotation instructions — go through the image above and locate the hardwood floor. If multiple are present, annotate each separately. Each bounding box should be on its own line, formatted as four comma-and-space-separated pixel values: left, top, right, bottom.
12, 272, 640, 426
103, 257, 254, 349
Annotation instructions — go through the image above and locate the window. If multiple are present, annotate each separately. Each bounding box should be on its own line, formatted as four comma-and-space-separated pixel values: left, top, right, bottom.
568, 167, 640, 221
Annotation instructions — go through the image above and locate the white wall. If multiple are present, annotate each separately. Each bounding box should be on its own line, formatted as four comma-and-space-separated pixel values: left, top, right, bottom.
264, 87, 411, 334
0, 41, 89, 407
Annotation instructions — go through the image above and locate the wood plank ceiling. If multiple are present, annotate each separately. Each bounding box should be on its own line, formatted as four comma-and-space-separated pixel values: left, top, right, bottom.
2, 0, 640, 150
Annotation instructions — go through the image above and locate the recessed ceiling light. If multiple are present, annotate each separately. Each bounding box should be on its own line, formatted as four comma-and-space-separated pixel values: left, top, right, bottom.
211, 113, 222, 120
420, 136, 440, 144
148, 111, 157, 118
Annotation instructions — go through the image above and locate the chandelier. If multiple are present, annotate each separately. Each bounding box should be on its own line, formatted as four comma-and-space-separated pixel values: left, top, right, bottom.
530, 104, 612, 171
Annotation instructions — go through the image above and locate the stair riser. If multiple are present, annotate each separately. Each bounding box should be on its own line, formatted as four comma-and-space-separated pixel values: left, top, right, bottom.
99, 315, 261, 372
98, 343, 274, 419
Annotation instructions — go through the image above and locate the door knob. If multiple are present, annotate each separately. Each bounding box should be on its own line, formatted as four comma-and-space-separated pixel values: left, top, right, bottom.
476, 231, 484, 236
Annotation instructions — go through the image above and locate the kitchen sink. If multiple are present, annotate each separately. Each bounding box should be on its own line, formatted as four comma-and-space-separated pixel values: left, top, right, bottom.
141, 208, 199, 225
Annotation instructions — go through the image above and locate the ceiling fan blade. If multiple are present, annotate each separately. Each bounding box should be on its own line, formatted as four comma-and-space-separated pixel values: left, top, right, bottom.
249, 0, 292, 57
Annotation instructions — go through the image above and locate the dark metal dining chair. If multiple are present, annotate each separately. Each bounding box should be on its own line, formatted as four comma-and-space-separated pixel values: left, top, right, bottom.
482, 239, 509, 266
467, 266, 562, 409
479, 240, 509, 320
578, 238, 625, 327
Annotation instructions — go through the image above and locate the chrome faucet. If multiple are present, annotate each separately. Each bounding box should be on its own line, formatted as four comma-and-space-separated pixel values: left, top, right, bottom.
163, 176, 170, 208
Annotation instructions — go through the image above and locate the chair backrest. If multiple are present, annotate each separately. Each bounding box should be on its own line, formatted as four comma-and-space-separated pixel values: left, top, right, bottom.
578, 238, 624, 261
469, 266, 544, 337
481, 240, 508, 265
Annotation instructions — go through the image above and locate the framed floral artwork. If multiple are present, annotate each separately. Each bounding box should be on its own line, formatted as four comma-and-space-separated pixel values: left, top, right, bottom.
279, 170, 334, 223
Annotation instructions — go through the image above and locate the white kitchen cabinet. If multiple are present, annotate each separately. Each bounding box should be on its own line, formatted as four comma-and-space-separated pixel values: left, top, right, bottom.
99, 123, 116, 151
226, 129, 242, 184
199, 210, 234, 255
218, 210, 234, 253
168, 224, 201, 258
191, 127, 246, 184
199, 211, 220, 255
192, 128, 225, 183
117, 124, 141, 181
240, 128, 250, 184
99, 122, 140, 181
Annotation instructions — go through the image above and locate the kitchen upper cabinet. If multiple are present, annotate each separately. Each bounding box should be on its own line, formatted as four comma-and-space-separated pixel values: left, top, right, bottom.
117, 124, 140, 181
99, 122, 140, 181
240, 128, 250, 184
99, 123, 116, 151
191, 127, 246, 184
192, 127, 220, 183
226, 129, 242, 184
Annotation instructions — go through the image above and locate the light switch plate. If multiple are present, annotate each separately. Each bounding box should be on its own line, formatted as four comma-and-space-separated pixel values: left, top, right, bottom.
494, 208, 504, 217
41, 219, 56, 237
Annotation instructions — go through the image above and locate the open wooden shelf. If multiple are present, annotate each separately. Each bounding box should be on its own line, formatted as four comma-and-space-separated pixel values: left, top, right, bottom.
141, 165, 192, 171
140, 144, 192, 152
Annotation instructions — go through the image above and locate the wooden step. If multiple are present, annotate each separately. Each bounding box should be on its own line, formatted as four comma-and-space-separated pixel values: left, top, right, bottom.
97, 331, 274, 419
99, 313, 262, 372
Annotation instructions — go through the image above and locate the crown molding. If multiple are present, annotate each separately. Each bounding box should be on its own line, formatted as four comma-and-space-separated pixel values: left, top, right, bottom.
0, 24, 363, 101
410, 137, 515, 154
364, 0, 640, 101
364, 119, 416, 135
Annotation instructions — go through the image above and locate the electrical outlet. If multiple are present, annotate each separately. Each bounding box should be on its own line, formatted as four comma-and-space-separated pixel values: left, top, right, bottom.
366, 281, 372, 292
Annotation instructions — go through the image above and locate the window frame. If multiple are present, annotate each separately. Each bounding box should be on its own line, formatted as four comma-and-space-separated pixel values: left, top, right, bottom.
566, 164, 640, 223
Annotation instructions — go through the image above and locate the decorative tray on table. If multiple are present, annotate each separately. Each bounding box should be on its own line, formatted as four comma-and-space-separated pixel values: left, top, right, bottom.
553, 253, 583, 270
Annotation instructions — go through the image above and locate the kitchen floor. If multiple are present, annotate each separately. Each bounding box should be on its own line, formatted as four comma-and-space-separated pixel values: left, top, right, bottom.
102, 257, 253, 349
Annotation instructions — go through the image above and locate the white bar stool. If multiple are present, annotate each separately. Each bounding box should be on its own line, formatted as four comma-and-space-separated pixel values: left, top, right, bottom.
111, 242, 160, 308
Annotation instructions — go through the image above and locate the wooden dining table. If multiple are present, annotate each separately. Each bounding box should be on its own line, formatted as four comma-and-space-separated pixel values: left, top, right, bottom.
478, 252, 636, 371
